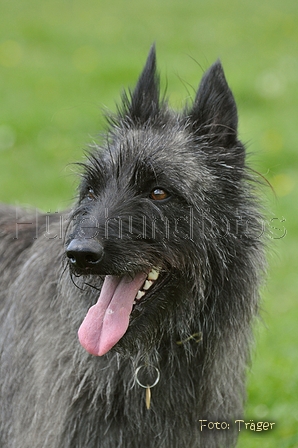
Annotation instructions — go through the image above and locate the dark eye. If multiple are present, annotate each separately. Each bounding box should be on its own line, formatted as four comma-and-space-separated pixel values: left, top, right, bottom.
149, 188, 170, 201
86, 187, 96, 201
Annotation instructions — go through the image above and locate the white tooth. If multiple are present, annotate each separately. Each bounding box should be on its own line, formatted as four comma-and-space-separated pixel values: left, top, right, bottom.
143, 280, 153, 290
147, 269, 159, 281
136, 290, 146, 300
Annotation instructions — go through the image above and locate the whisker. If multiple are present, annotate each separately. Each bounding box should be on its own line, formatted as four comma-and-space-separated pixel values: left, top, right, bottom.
84, 282, 102, 292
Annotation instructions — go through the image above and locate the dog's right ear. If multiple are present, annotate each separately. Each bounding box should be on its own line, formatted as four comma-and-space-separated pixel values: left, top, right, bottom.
122, 44, 160, 124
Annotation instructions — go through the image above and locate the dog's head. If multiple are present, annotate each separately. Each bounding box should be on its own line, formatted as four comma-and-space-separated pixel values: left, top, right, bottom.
65, 46, 259, 357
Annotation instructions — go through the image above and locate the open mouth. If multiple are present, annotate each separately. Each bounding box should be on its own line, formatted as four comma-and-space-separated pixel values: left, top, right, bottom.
77, 268, 162, 357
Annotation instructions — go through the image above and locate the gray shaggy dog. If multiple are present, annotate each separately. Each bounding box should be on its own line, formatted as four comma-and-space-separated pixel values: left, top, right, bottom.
0, 46, 265, 448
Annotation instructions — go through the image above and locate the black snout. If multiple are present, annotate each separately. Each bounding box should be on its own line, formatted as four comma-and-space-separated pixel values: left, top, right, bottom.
66, 239, 104, 269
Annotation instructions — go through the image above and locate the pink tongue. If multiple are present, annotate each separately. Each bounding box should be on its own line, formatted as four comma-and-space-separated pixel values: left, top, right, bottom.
78, 272, 147, 356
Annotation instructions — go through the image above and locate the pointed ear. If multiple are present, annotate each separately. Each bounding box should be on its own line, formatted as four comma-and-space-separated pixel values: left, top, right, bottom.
123, 44, 160, 124
188, 61, 238, 146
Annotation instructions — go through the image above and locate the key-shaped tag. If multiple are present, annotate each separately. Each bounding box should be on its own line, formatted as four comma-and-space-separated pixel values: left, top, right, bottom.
146, 386, 151, 410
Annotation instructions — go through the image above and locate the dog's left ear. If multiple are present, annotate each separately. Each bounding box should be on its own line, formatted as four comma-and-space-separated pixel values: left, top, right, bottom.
123, 44, 160, 124
188, 61, 238, 147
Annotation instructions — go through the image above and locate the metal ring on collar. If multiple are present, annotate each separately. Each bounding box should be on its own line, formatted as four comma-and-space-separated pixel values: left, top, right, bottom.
135, 365, 160, 389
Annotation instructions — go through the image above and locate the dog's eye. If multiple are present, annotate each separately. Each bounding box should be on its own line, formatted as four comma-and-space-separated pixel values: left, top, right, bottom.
86, 187, 96, 201
149, 188, 169, 201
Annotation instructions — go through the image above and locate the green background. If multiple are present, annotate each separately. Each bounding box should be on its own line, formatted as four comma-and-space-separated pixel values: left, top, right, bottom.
0, 1, 297, 446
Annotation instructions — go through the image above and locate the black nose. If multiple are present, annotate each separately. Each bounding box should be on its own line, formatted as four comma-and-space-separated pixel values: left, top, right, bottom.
66, 239, 104, 269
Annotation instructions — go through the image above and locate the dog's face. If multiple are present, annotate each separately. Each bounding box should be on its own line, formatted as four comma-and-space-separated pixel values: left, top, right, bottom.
65, 46, 245, 357
66, 127, 199, 357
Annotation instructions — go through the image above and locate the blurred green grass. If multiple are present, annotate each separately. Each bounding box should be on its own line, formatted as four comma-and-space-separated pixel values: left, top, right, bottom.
0, 1, 297, 446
